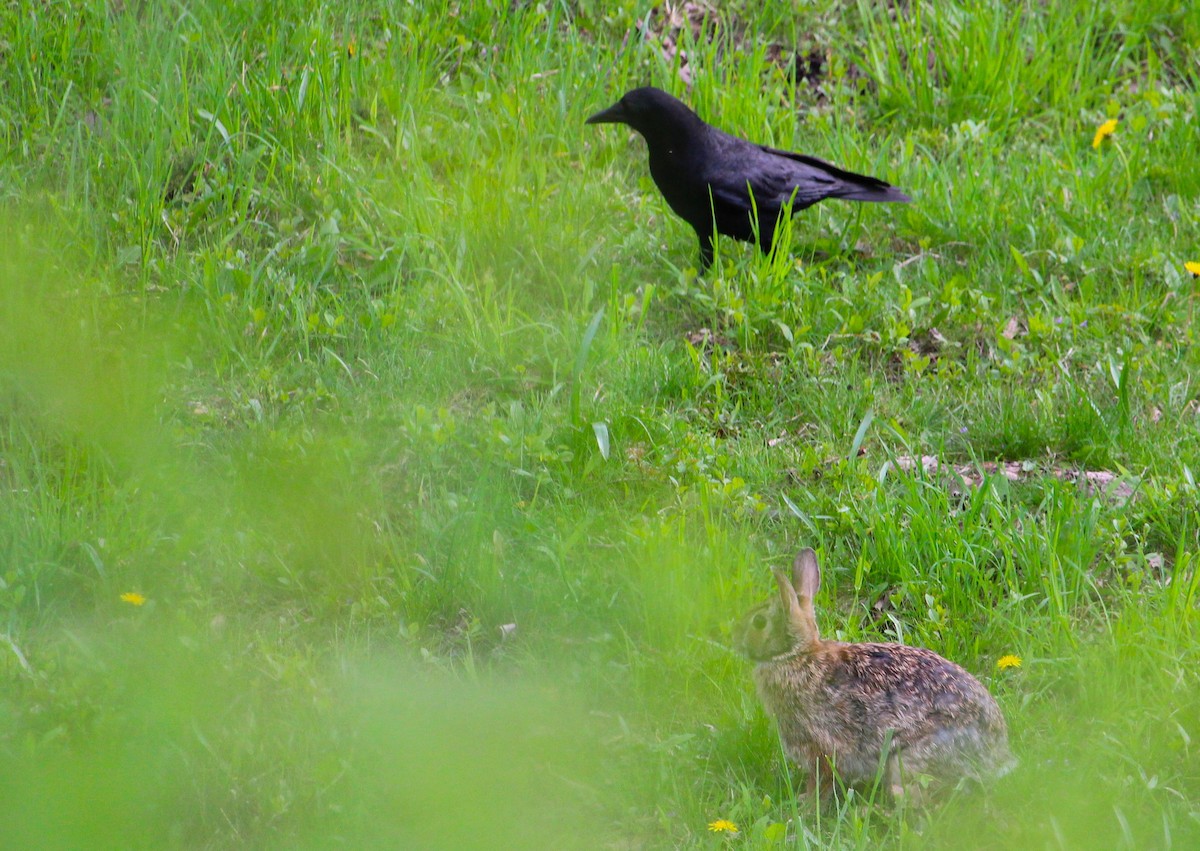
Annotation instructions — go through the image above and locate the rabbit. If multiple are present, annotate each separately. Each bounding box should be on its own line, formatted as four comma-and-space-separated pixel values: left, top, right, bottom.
735, 547, 1015, 807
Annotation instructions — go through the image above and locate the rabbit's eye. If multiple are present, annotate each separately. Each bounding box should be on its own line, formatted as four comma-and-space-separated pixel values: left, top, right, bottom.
751, 613, 767, 630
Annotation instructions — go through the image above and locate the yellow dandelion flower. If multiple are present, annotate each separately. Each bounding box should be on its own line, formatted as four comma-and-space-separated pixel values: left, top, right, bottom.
120, 592, 147, 606
997, 654, 1022, 670
1185, 261, 1200, 278
707, 819, 739, 833
1092, 118, 1118, 149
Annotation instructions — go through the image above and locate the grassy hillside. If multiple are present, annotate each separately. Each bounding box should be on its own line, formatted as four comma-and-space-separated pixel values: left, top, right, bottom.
2, 1, 1199, 847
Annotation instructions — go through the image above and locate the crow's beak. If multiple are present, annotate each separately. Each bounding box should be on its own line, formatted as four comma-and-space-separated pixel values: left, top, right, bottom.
585, 101, 627, 125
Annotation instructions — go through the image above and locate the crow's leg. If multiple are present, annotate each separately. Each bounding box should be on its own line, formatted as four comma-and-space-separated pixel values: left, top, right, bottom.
756, 219, 778, 258
697, 230, 716, 271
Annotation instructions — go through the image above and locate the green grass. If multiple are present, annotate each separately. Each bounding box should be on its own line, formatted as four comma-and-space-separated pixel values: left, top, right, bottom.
2, 0, 1200, 847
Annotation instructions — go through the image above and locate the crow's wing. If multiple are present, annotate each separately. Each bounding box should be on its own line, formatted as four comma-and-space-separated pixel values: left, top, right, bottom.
760, 146, 909, 203
704, 143, 838, 215
706, 138, 905, 215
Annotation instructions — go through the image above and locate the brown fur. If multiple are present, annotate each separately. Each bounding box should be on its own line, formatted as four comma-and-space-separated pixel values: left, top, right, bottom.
735, 548, 1014, 807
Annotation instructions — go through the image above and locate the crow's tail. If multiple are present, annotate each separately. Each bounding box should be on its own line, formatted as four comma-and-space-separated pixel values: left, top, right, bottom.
834, 183, 912, 204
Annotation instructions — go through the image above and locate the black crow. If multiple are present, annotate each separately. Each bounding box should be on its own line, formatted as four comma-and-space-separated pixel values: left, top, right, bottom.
586, 87, 911, 269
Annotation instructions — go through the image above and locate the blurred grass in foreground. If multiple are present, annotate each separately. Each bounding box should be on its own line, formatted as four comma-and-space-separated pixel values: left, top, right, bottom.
0, 626, 607, 850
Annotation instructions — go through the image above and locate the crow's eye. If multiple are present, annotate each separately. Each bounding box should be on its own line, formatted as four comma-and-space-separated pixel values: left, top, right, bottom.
751, 613, 767, 630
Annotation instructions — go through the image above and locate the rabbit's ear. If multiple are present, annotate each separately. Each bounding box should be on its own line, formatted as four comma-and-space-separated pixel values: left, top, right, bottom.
793, 548, 821, 600
779, 555, 820, 646
772, 568, 802, 618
